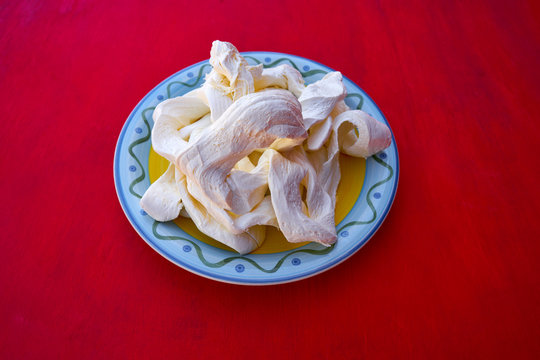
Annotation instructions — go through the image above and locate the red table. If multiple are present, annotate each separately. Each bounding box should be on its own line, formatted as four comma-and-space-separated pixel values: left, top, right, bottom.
2, 0, 539, 358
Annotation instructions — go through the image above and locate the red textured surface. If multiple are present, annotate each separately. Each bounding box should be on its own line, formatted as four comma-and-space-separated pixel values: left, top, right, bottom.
1, 0, 540, 358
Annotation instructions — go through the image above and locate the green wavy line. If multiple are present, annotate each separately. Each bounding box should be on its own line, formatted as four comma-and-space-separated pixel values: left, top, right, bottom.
244, 56, 328, 78
152, 221, 334, 273
166, 64, 212, 98
128, 107, 154, 198
346, 93, 364, 110
337, 154, 394, 233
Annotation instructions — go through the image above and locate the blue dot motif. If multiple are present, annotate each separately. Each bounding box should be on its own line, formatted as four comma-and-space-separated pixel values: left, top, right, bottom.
341, 231, 349, 238
235, 264, 245, 273
140, 209, 147, 216
187, 72, 194, 78
302, 65, 310, 71
264, 57, 271, 63
129, 165, 136, 172
135, 127, 142, 134
374, 192, 381, 199
157, 95, 164, 101
292, 258, 301, 266
182, 245, 191, 252
379, 152, 387, 159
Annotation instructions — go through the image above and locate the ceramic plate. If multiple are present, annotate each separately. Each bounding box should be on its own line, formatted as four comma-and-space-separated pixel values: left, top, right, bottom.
114, 52, 399, 285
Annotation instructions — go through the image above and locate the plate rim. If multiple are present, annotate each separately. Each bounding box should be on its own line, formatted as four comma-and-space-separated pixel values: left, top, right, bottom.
113, 51, 399, 285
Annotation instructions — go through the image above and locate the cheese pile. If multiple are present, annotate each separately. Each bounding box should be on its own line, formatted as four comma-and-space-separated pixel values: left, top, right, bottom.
140, 41, 392, 254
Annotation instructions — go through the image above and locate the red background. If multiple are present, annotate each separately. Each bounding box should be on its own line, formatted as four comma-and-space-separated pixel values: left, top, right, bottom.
1, 0, 539, 358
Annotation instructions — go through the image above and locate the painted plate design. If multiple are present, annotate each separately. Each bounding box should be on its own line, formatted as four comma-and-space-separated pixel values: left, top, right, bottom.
114, 52, 399, 285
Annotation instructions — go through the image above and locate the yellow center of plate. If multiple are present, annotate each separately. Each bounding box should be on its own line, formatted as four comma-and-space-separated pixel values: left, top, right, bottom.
148, 148, 365, 254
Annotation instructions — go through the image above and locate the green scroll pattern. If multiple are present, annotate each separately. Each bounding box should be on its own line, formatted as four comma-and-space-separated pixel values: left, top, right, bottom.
337, 154, 394, 233
166, 64, 212, 98
128, 107, 153, 199
152, 222, 334, 273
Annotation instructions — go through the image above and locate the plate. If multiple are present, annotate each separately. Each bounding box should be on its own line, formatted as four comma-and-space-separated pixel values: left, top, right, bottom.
114, 52, 399, 285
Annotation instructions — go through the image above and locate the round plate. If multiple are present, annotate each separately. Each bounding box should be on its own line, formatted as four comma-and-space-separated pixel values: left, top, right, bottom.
114, 52, 399, 285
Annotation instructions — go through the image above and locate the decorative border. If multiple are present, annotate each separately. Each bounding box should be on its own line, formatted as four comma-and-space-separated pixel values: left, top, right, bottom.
115, 52, 398, 284
166, 64, 212, 98
337, 154, 394, 232
152, 222, 334, 273
128, 107, 153, 199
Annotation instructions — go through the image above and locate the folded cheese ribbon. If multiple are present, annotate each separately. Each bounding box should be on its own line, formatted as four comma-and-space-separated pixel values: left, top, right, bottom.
151, 88, 209, 163
268, 148, 337, 245
139, 164, 182, 222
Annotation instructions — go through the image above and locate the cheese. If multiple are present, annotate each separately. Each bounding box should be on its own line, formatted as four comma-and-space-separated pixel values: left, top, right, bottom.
254, 64, 305, 97
332, 110, 392, 158
175, 169, 264, 254
176, 89, 306, 215
299, 72, 347, 130
268, 148, 337, 245
140, 40, 392, 254
151, 88, 209, 163
139, 163, 182, 222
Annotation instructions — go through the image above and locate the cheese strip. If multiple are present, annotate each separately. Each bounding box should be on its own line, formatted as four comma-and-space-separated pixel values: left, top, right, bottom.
177, 89, 306, 215
175, 169, 264, 254
209, 40, 255, 101
139, 163, 183, 222
254, 64, 306, 97
306, 99, 351, 151
151, 88, 209, 163
203, 40, 260, 122
202, 71, 233, 123
184, 149, 275, 234
299, 72, 347, 131
268, 148, 337, 245
332, 110, 392, 158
